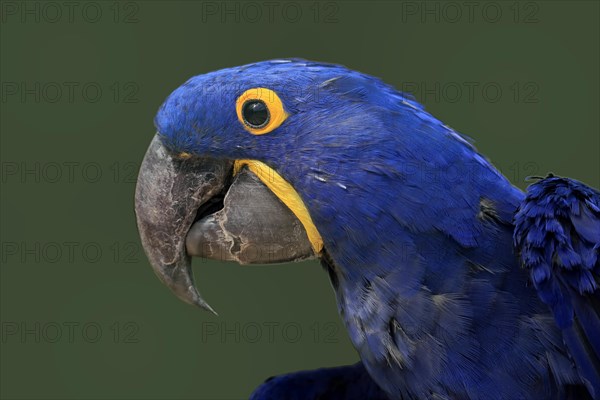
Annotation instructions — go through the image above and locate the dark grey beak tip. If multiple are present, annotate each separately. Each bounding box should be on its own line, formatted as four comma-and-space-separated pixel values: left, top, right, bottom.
178, 284, 218, 315
196, 299, 219, 316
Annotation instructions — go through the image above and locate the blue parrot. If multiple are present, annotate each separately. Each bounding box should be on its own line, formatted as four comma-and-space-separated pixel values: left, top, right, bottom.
134, 59, 600, 399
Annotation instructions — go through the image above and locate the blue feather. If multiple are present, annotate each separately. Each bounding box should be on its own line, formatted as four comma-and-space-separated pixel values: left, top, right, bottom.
515, 176, 600, 397
249, 363, 388, 400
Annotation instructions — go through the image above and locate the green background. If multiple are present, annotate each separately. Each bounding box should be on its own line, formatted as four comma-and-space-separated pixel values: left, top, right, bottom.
1, 1, 598, 399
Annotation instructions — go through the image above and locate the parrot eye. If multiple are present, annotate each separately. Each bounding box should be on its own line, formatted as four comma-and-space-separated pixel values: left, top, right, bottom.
242, 100, 270, 128
235, 87, 288, 135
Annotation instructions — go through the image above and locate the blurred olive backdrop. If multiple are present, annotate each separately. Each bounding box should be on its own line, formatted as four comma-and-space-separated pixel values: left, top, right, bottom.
1, 1, 598, 399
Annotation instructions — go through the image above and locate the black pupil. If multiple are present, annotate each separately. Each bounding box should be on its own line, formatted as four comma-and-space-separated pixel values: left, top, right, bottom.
242, 100, 269, 128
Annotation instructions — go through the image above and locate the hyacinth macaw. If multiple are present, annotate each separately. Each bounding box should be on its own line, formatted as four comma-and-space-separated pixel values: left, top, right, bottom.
134, 59, 600, 399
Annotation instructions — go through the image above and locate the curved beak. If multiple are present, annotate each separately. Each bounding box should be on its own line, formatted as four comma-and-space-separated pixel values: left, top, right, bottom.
134, 135, 315, 313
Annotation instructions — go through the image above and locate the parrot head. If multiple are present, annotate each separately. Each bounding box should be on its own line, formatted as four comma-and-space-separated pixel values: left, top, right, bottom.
135, 59, 512, 313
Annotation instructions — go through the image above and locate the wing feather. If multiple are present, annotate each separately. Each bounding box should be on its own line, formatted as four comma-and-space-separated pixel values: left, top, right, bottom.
514, 175, 600, 397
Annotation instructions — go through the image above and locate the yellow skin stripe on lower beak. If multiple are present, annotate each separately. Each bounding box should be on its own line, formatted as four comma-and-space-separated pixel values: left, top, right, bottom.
233, 159, 324, 255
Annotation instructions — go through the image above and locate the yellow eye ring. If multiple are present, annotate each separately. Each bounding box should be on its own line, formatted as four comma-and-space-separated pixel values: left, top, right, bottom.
235, 88, 288, 135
